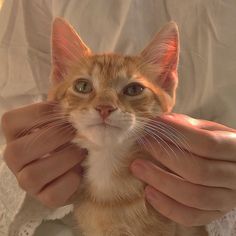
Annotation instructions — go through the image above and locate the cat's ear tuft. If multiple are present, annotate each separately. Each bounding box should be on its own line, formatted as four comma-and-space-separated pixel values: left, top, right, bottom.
141, 21, 179, 104
51, 17, 91, 84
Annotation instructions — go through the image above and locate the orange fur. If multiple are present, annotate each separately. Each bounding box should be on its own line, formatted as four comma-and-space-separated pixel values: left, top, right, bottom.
48, 18, 208, 236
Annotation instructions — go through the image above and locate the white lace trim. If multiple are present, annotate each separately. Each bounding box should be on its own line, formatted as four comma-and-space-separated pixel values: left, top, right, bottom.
0, 145, 26, 236
10, 197, 73, 236
206, 209, 236, 236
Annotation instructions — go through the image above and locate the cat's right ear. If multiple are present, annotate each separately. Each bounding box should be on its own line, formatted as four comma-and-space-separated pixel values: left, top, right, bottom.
140, 22, 179, 107
51, 17, 91, 84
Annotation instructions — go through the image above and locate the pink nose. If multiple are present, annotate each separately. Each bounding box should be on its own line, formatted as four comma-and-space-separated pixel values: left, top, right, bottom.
95, 105, 117, 120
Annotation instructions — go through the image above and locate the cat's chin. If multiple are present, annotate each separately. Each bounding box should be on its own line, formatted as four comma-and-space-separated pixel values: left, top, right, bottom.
80, 124, 127, 147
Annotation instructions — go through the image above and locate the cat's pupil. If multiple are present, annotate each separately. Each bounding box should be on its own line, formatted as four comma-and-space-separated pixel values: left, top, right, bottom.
124, 83, 144, 96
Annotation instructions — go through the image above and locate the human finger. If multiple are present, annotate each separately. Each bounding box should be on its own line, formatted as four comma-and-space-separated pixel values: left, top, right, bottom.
131, 160, 236, 211
145, 186, 224, 227
164, 114, 236, 132
4, 124, 76, 173
17, 144, 86, 194
153, 115, 236, 161
36, 168, 81, 208
1, 102, 62, 142
143, 137, 236, 189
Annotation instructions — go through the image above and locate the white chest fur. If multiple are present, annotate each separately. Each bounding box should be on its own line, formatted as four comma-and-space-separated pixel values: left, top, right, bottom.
74, 137, 136, 201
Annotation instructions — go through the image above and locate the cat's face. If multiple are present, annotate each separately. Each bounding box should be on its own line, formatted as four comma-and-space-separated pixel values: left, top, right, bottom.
49, 18, 179, 147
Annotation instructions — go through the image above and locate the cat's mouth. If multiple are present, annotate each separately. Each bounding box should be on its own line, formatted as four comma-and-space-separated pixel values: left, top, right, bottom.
87, 122, 121, 130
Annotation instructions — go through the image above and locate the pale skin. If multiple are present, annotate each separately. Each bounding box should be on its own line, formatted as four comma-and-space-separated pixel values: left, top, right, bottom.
1, 102, 87, 208
1, 103, 236, 227
131, 114, 236, 227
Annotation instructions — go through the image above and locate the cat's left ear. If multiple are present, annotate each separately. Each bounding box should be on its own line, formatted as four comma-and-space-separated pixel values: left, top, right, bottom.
51, 17, 91, 84
141, 22, 179, 102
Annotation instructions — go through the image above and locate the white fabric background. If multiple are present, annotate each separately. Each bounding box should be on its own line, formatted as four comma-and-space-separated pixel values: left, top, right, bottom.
0, 0, 236, 235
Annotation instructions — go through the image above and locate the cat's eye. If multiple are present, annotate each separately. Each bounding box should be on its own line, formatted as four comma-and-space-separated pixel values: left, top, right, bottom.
73, 79, 93, 94
123, 83, 145, 96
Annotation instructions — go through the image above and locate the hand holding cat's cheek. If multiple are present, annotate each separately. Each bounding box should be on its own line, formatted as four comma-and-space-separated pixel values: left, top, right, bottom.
2, 102, 87, 208
130, 114, 236, 226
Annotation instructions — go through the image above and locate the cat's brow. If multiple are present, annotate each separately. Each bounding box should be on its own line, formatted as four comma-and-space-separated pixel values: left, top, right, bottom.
94, 57, 125, 73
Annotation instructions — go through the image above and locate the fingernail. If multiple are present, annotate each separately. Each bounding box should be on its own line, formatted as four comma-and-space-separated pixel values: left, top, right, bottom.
74, 164, 84, 175
131, 160, 148, 176
80, 148, 88, 156
160, 113, 175, 119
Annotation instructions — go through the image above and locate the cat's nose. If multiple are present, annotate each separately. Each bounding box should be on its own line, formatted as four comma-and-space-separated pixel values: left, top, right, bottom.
95, 105, 117, 120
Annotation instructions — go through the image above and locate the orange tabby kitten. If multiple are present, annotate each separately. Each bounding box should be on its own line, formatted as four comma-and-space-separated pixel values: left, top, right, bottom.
49, 18, 208, 236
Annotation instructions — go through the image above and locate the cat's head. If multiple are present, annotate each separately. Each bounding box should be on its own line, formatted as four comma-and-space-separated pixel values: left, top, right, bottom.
49, 18, 179, 147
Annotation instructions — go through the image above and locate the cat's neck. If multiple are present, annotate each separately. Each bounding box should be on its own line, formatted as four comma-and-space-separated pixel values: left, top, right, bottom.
74, 137, 143, 203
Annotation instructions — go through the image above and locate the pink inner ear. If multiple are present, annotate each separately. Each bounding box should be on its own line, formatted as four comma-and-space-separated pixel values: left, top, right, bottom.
52, 36, 80, 82
51, 18, 91, 84
159, 39, 178, 91
161, 39, 178, 71
141, 22, 179, 98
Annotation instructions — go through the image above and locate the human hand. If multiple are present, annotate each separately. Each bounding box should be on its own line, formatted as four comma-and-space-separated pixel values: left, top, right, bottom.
1, 102, 87, 208
130, 114, 236, 226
